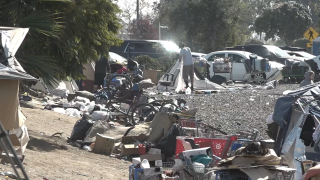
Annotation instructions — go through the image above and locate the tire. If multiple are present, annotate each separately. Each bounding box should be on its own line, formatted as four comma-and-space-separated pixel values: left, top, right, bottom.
253, 73, 266, 84
130, 103, 157, 125
106, 74, 133, 100
290, 77, 296, 83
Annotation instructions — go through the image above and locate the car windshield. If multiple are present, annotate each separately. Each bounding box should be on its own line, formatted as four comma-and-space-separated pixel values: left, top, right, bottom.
109, 52, 127, 64
159, 41, 180, 52
264, 45, 290, 58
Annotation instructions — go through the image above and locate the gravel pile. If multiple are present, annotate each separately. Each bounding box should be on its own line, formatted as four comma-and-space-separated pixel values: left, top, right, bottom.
155, 84, 300, 140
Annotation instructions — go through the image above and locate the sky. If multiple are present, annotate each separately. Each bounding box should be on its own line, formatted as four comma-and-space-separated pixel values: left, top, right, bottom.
115, 0, 159, 15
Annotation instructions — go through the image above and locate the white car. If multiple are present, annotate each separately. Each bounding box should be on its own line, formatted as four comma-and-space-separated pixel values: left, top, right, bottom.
204, 50, 284, 82
284, 50, 316, 59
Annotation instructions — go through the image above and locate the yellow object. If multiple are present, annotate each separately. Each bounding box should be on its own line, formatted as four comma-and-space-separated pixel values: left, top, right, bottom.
304, 27, 319, 42
307, 43, 313, 48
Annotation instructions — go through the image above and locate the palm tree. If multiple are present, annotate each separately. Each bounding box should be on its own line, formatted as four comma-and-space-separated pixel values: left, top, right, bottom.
0, 0, 70, 87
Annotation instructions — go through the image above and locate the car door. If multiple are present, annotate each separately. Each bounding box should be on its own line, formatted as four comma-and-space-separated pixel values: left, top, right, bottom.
206, 53, 229, 80
227, 53, 247, 81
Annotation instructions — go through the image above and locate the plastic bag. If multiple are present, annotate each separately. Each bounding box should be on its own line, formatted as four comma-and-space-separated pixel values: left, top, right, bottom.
51, 88, 69, 98
91, 111, 109, 121
74, 97, 90, 104
84, 120, 109, 142
69, 117, 94, 141
65, 108, 81, 117
52, 108, 66, 114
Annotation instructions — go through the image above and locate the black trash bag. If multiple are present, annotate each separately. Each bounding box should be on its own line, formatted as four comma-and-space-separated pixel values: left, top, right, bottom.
155, 124, 181, 157
68, 115, 94, 142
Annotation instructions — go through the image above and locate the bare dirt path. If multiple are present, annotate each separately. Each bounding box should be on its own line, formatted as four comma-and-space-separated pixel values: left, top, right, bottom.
0, 102, 133, 180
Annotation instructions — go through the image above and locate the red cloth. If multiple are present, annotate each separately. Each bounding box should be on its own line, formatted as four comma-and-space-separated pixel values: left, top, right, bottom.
117, 67, 127, 74
304, 165, 320, 180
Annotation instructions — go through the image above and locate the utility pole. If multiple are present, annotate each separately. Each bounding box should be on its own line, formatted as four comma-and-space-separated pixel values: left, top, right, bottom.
136, 0, 139, 29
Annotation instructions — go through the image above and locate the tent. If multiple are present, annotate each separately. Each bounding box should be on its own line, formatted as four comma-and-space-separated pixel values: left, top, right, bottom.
272, 82, 320, 179
157, 59, 225, 92
31, 78, 79, 94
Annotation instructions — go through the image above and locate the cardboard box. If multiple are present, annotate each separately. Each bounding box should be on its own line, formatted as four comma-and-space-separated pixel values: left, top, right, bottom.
121, 144, 139, 156
93, 133, 115, 155
140, 154, 162, 167
120, 134, 148, 156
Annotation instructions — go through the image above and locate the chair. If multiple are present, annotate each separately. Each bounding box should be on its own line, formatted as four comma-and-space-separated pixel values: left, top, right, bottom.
158, 69, 180, 91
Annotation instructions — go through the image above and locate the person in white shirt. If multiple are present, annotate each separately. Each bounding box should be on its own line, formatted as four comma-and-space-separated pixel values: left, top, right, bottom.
178, 42, 194, 91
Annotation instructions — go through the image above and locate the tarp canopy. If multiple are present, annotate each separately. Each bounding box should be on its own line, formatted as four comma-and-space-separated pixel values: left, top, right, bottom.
157, 59, 225, 92
0, 63, 37, 80
273, 82, 320, 174
0, 27, 37, 81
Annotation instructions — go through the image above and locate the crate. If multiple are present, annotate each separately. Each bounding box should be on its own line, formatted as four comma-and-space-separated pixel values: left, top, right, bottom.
129, 165, 162, 180
175, 136, 237, 159
178, 119, 197, 128
214, 169, 295, 180
215, 170, 249, 180
129, 162, 185, 180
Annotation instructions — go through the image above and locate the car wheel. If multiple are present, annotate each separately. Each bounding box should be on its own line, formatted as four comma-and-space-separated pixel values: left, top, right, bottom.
253, 73, 265, 84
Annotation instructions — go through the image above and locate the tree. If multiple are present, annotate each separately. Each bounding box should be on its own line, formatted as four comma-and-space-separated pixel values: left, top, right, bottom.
0, 0, 122, 86
254, 2, 312, 45
167, 0, 246, 52
245, 39, 265, 45
129, 15, 159, 39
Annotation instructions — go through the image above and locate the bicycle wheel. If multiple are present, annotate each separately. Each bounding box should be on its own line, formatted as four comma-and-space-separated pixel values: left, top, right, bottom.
130, 103, 157, 125
159, 102, 179, 113
106, 74, 133, 100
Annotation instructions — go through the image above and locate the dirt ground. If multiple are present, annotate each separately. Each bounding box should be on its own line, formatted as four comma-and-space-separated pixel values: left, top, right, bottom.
0, 100, 149, 180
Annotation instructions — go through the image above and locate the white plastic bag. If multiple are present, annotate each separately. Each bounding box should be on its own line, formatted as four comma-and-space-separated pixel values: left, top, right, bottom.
51, 88, 69, 98
75, 96, 90, 104
65, 108, 81, 117
52, 108, 66, 114
91, 111, 109, 121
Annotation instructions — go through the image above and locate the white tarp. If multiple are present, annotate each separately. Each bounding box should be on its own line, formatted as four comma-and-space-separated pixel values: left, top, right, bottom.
1, 27, 29, 68
157, 60, 225, 92
31, 78, 79, 93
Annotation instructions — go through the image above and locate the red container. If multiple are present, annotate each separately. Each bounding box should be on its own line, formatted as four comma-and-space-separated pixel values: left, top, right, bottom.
138, 144, 146, 155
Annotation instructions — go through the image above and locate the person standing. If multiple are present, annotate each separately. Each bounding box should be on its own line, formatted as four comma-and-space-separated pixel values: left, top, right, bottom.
178, 42, 194, 91
93, 55, 110, 92
300, 71, 315, 87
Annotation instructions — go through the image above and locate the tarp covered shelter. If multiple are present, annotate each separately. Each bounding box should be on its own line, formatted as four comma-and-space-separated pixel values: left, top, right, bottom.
0, 27, 36, 159
157, 59, 225, 92
272, 82, 320, 178
0, 27, 37, 130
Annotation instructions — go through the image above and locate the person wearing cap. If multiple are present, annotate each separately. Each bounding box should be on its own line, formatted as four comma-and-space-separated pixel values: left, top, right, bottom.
178, 42, 194, 91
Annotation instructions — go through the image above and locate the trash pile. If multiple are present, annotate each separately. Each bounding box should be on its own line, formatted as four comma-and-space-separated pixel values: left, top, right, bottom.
123, 108, 298, 180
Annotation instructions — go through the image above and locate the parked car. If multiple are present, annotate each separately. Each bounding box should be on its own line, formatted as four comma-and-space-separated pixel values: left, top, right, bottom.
109, 39, 205, 60
283, 50, 316, 59
226, 45, 305, 64
203, 50, 284, 82
279, 46, 307, 52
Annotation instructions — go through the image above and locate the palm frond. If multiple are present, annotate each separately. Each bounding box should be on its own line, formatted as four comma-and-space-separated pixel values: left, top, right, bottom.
18, 11, 64, 38
16, 54, 63, 88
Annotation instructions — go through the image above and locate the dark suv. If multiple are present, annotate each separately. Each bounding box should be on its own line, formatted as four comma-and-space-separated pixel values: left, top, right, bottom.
109, 40, 180, 59
226, 44, 302, 64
